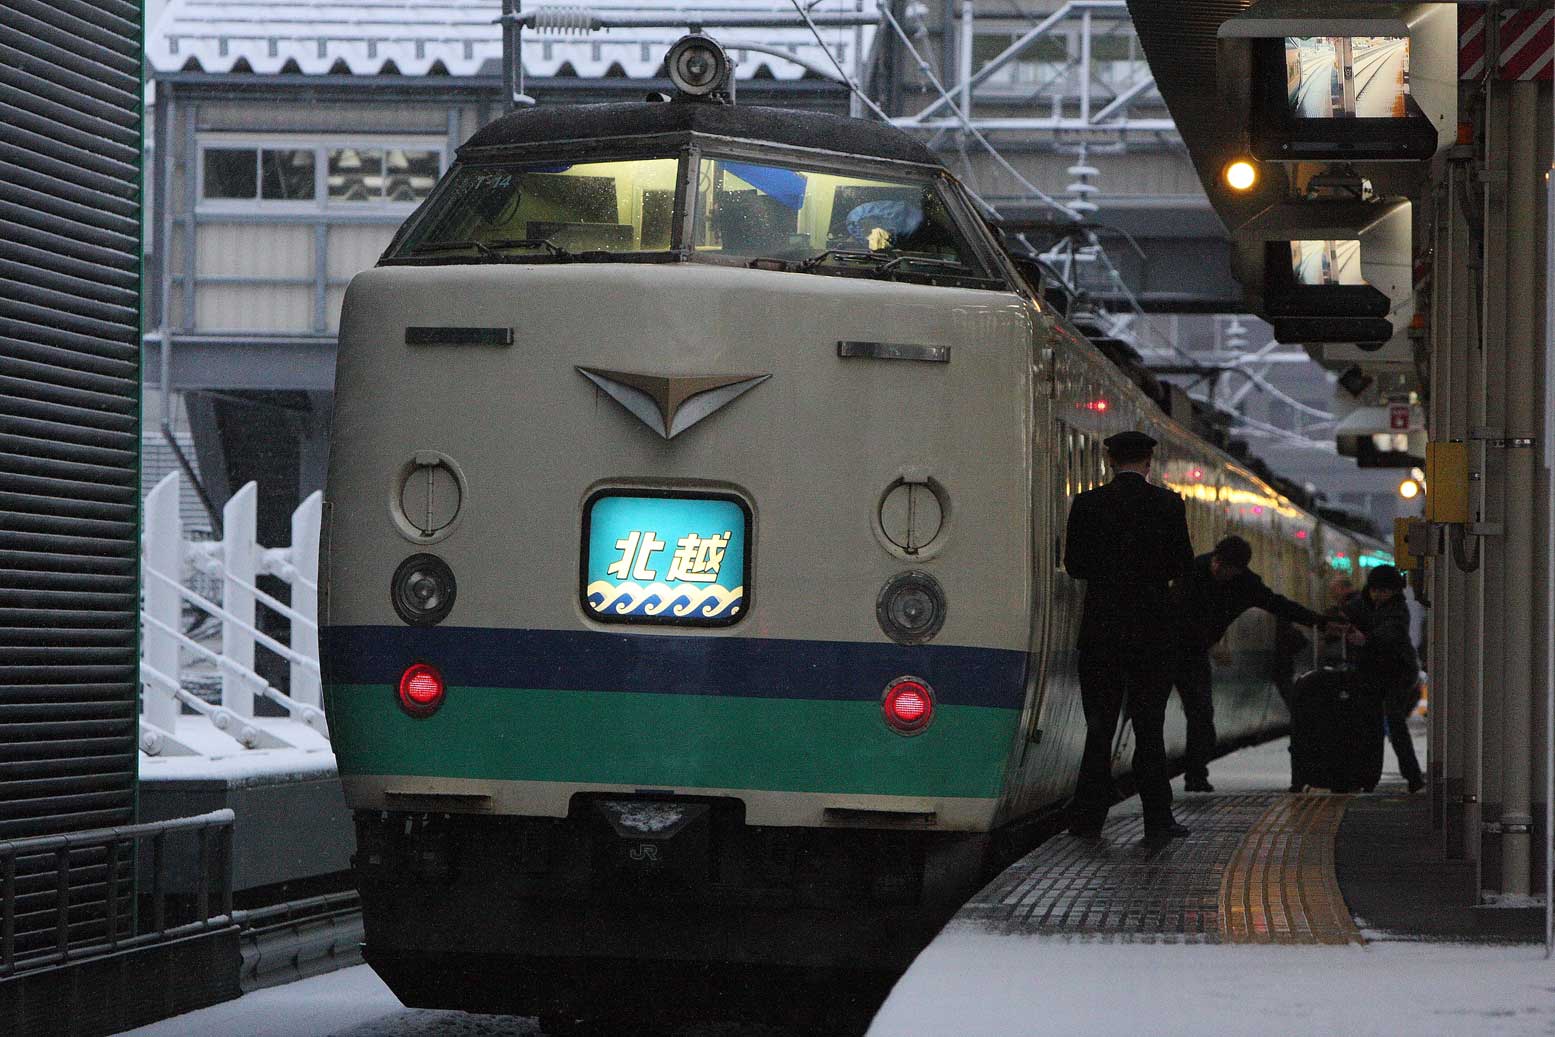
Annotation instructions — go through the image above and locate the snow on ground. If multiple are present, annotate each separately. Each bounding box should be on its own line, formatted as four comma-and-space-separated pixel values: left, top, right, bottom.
866, 937, 1555, 1036
868, 723, 1555, 1037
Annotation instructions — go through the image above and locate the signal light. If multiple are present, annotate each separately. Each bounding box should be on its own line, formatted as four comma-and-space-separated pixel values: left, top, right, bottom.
398, 662, 446, 718
882, 677, 935, 736
1399, 478, 1421, 500
1223, 160, 1258, 192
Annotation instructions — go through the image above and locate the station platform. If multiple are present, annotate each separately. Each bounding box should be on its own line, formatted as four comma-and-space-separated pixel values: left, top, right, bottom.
869, 726, 1553, 1037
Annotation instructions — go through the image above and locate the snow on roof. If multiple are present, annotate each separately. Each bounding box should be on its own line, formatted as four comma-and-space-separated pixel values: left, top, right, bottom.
148, 0, 878, 81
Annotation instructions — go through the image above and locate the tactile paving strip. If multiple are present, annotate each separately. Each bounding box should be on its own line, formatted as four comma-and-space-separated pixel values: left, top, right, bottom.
955, 794, 1362, 945
1219, 794, 1361, 945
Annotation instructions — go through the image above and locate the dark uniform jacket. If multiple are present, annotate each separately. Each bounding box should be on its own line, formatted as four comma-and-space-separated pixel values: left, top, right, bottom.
1342, 593, 1419, 695
1175, 553, 1329, 653
1064, 471, 1195, 654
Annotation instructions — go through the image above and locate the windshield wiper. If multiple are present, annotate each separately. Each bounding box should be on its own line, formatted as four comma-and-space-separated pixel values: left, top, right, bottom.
798, 249, 877, 273
797, 249, 969, 278
877, 254, 966, 274
409, 238, 574, 261
484, 237, 573, 259
412, 239, 500, 260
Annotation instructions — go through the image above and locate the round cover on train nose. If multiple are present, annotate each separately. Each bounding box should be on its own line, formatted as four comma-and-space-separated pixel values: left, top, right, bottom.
876, 570, 947, 646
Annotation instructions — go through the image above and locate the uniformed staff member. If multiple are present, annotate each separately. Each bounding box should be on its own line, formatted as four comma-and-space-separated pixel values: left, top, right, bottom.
1171, 535, 1343, 793
1063, 429, 1195, 843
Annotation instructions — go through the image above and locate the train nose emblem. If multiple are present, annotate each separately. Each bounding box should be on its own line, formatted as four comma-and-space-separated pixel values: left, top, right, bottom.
577, 367, 770, 439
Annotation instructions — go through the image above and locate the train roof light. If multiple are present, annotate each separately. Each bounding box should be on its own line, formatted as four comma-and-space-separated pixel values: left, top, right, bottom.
399, 662, 446, 718
882, 677, 935, 736
666, 35, 733, 102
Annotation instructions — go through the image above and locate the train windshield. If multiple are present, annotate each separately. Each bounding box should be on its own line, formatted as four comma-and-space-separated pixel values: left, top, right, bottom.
393, 157, 682, 258
693, 156, 994, 286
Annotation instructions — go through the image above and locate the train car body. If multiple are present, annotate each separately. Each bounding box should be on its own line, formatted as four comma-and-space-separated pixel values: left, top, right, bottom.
323, 97, 1383, 1030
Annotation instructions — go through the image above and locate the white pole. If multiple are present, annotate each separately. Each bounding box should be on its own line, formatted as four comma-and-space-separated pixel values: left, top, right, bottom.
141, 472, 183, 741
289, 491, 323, 708
221, 483, 258, 717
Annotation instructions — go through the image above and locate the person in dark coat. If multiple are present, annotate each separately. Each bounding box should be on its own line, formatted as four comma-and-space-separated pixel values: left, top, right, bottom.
1172, 535, 1342, 792
1063, 429, 1196, 843
1342, 564, 1424, 792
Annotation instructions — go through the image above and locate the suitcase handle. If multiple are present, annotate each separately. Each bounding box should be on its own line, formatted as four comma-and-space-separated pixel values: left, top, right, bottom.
1314, 620, 1350, 667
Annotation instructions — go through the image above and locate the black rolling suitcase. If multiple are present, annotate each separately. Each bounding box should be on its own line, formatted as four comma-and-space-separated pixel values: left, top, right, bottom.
1289, 642, 1384, 793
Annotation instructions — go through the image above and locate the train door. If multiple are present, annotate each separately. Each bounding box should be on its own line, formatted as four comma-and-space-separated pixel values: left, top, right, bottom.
1015, 347, 1059, 768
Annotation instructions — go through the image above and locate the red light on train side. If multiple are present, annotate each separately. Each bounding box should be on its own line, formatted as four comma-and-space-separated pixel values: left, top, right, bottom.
882, 677, 935, 735
398, 663, 446, 718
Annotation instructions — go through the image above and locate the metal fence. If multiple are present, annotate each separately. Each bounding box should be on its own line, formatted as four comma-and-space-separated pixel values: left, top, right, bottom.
140, 472, 327, 756
0, 809, 235, 978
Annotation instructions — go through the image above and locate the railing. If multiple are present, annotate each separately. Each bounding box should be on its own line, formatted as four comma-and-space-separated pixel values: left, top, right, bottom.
0, 809, 235, 978
140, 472, 327, 756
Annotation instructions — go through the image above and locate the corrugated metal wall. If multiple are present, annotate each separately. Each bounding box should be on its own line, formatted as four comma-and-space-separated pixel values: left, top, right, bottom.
0, 0, 142, 953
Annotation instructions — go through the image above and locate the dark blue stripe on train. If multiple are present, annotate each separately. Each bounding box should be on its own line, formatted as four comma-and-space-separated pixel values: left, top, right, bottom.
323, 625, 1029, 711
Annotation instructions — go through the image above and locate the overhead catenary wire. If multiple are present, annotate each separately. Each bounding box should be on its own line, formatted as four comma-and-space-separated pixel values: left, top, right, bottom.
807, 4, 1309, 417
786, 0, 893, 123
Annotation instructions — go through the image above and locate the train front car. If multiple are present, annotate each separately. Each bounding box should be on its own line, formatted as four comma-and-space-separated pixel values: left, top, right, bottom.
322, 68, 1036, 1030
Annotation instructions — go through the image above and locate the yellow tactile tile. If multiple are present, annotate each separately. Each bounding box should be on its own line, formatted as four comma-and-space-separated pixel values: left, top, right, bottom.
1219, 794, 1363, 945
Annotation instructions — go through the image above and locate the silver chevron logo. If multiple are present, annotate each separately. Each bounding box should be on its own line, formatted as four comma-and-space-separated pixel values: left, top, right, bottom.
577, 367, 771, 439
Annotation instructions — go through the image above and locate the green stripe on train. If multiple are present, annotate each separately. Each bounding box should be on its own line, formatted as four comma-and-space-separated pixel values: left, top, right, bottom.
325, 685, 1020, 798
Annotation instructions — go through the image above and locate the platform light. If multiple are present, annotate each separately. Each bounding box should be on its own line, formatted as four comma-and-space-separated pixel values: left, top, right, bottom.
1399, 478, 1421, 500
1224, 159, 1259, 192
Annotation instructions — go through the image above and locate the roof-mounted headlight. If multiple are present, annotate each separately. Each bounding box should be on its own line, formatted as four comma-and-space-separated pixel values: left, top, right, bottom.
666, 34, 732, 102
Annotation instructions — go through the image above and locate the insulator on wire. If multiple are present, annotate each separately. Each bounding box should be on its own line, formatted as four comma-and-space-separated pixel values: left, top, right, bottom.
528, 7, 603, 34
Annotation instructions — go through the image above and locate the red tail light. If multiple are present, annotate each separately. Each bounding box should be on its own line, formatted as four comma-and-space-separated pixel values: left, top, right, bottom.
398, 662, 446, 718
882, 677, 935, 735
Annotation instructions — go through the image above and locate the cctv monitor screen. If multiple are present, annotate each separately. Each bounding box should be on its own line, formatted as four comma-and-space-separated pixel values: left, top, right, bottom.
1284, 37, 1410, 120
1289, 240, 1366, 286
1252, 35, 1434, 160
1263, 240, 1389, 321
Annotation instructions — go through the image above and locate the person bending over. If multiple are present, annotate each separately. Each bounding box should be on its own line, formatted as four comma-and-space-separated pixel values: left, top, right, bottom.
1172, 535, 1343, 792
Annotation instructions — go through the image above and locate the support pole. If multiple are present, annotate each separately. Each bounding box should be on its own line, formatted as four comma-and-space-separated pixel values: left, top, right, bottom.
1500, 80, 1540, 897
221, 483, 258, 718
1429, 162, 1453, 831
959, 1, 974, 123
1463, 155, 1485, 868
1542, 79, 1554, 959
1481, 83, 1509, 882
501, 0, 515, 110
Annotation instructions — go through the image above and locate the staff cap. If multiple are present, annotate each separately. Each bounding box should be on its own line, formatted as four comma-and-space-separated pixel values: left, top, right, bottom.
1103, 430, 1157, 461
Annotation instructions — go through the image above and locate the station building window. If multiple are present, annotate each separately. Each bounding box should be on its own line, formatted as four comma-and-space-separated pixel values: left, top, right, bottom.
202, 147, 316, 201
198, 139, 446, 208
